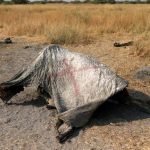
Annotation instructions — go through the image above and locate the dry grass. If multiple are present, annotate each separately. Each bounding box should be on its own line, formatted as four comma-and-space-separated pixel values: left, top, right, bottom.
131, 40, 150, 58
0, 4, 150, 45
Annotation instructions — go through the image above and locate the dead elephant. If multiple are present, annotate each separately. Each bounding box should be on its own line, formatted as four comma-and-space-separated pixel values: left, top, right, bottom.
0, 45, 130, 142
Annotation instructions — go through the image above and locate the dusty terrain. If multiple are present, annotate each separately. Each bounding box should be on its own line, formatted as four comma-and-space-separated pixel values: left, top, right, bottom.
0, 37, 149, 150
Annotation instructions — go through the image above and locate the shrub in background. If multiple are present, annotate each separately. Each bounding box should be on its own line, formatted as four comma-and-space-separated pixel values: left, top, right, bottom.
0, 0, 3, 4
12, 0, 29, 4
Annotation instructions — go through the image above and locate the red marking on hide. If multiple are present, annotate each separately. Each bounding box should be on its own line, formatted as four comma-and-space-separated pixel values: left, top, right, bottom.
50, 58, 98, 96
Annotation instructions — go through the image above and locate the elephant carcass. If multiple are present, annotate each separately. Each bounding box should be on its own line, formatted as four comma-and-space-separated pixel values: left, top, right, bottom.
0, 45, 128, 140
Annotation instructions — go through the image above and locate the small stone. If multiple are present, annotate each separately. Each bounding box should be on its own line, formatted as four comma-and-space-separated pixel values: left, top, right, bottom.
4, 37, 12, 44
24, 45, 32, 49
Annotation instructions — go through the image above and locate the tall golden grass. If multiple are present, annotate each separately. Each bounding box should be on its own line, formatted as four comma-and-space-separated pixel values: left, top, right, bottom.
0, 4, 150, 44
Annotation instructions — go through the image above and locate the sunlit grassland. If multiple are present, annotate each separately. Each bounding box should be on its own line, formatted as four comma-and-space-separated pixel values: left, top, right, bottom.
0, 4, 150, 45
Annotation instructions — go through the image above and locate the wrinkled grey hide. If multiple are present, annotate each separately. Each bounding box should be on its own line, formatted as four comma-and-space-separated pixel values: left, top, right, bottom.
0, 45, 128, 127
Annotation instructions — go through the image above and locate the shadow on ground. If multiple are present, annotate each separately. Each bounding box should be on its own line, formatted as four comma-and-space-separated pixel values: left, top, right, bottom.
7, 96, 48, 107
70, 89, 150, 141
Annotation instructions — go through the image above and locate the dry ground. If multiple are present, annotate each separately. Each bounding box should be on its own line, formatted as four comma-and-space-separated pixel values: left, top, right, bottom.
0, 3, 150, 150
0, 37, 149, 150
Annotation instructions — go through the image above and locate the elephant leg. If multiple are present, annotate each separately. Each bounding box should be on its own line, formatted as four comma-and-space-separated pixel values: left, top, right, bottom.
56, 122, 74, 143
55, 118, 63, 132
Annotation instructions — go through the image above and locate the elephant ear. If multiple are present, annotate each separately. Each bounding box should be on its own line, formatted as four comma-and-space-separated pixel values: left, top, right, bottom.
0, 45, 53, 103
